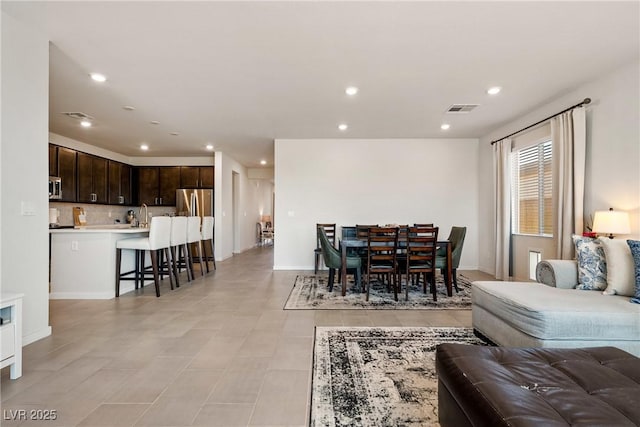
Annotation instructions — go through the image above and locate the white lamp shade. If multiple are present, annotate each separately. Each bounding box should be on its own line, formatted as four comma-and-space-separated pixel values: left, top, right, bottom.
592, 210, 630, 236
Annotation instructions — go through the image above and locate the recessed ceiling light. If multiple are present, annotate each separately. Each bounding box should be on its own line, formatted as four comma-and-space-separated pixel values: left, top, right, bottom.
170, 132, 179, 136
338, 123, 348, 131
150, 121, 160, 125
90, 73, 107, 83
140, 144, 149, 151
487, 86, 502, 95
345, 86, 359, 96
260, 160, 267, 165
206, 144, 214, 150
80, 120, 92, 128
441, 123, 451, 130
123, 105, 135, 111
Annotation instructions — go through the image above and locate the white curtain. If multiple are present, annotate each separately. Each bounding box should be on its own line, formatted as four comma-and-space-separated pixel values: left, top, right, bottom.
551, 107, 586, 259
493, 138, 512, 280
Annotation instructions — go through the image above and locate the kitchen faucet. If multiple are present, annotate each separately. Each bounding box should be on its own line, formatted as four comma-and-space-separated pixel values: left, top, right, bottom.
139, 203, 148, 228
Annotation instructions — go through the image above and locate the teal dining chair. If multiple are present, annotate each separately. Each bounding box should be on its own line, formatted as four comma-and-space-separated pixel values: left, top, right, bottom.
318, 226, 361, 292
435, 226, 467, 292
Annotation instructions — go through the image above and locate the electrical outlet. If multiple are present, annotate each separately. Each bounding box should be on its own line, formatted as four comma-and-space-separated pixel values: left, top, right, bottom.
71, 241, 79, 251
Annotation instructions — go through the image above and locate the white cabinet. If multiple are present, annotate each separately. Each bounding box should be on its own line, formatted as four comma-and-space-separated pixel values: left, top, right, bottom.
0, 293, 23, 379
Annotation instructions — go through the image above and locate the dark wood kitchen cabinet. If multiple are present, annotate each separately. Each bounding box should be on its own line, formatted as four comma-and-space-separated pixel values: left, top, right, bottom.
49, 144, 57, 176
56, 146, 77, 202
108, 161, 132, 205
136, 167, 180, 206
77, 152, 108, 203
180, 166, 214, 188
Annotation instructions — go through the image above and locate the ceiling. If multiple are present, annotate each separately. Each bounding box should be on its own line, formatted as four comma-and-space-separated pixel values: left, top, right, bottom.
3, 1, 639, 167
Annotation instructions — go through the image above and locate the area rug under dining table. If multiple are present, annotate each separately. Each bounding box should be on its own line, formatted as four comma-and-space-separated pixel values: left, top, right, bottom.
284, 274, 472, 310
310, 326, 490, 426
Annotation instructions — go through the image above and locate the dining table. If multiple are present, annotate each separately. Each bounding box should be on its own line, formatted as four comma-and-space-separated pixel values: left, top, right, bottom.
339, 237, 453, 297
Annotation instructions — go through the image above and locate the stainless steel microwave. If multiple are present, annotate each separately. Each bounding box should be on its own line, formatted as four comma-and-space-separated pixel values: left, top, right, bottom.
49, 176, 62, 200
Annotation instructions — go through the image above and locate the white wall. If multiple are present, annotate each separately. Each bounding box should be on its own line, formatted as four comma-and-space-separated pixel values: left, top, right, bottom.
478, 60, 640, 275
1, 11, 52, 344
214, 152, 274, 260
274, 138, 479, 270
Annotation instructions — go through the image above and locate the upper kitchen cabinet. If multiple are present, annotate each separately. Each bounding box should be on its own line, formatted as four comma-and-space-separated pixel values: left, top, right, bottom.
77, 152, 108, 204
56, 146, 77, 202
49, 144, 57, 176
136, 167, 180, 206
180, 166, 214, 188
108, 161, 132, 205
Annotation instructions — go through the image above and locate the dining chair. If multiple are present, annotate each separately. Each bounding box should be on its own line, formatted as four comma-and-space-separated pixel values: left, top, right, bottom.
366, 226, 399, 301
341, 226, 356, 240
395, 225, 409, 291
314, 223, 336, 274
436, 226, 467, 292
356, 224, 376, 240
405, 226, 439, 301
115, 216, 172, 297
356, 224, 377, 266
318, 226, 361, 292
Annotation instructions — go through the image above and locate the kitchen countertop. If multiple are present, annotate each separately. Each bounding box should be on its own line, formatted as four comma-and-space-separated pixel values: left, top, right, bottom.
49, 224, 149, 233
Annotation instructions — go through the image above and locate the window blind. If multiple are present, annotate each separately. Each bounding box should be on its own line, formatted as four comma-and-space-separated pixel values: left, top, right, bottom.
511, 140, 552, 235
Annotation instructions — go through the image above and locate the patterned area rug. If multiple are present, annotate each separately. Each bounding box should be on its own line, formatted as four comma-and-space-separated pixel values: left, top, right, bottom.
284, 274, 472, 309
311, 327, 490, 427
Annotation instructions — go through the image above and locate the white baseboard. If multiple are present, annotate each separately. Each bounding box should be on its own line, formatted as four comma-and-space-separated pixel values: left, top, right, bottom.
273, 265, 315, 271
49, 292, 114, 299
23, 326, 52, 346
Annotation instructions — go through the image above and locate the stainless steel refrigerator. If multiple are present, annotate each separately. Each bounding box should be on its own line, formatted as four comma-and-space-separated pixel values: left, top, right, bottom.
176, 189, 213, 218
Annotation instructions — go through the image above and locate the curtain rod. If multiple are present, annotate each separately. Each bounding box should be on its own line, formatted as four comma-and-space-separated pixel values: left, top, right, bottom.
490, 97, 591, 145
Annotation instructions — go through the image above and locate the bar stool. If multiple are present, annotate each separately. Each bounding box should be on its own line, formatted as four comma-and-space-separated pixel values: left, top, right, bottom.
169, 216, 190, 286
115, 216, 172, 297
187, 216, 204, 277
201, 216, 216, 273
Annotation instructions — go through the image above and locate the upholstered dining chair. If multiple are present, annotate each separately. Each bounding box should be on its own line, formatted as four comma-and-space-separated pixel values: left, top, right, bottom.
366, 226, 399, 301
318, 226, 361, 292
405, 226, 439, 301
314, 223, 336, 274
436, 226, 467, 292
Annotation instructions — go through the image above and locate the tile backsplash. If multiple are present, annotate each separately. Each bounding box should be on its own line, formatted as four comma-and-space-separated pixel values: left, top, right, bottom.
49, 203, 176, 226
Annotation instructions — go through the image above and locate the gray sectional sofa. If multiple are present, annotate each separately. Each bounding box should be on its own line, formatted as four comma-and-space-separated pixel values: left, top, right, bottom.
471, 260, 640, 357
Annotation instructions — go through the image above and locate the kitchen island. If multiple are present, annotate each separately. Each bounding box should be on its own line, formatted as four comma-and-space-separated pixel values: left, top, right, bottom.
50, 225, 151, 299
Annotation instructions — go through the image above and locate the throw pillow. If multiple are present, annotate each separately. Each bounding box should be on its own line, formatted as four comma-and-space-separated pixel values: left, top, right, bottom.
626, 240, 640, 304
572, 235, 607, 291
599, 237, 636, 296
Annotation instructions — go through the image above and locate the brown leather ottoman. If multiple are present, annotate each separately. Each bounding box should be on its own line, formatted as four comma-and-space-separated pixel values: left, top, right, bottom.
436, 344, 640, 426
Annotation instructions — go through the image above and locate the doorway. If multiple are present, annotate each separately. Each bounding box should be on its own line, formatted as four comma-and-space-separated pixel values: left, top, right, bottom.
232, 171, 240, 254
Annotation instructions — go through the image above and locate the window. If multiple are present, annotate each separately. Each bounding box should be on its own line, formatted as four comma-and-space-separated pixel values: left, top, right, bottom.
511, 140, 552, 236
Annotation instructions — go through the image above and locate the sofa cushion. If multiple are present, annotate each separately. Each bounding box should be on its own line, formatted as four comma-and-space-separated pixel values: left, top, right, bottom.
627, 240, 640, 304
600, 237, 636, 297
472, 281, 640, 341
573, 235, 607, 290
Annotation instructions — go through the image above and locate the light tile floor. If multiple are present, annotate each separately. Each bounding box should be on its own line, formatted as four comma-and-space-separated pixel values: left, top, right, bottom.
1, 246, 494, 426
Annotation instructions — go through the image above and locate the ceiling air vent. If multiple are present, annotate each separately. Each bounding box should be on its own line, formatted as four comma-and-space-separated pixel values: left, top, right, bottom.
445, 104, 479, 113
62, 112, 94, 120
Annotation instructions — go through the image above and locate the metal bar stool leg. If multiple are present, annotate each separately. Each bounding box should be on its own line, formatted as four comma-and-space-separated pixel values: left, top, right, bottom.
115, 248, 122, 297
170, 246, 180, 288
149, 249, 161, 297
